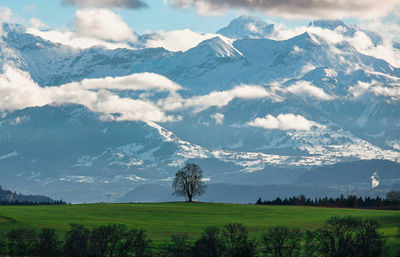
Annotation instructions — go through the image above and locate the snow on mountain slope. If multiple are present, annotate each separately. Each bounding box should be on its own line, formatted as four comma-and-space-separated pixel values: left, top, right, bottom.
0, 23, 175, 86
1, 104, 398, 202
194, 36, 243, 58
308, 19, 384, 47
0, 17, 400, 202
217, 15, 275, 39
2, 21, 398, 93
151, 31, 399, 95
308, 20, 356, 34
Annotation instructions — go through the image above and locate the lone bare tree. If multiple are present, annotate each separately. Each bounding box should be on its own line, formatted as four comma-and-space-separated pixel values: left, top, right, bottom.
172, 163, 206, 202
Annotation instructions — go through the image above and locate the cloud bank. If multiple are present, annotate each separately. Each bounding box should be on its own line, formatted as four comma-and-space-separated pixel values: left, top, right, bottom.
166, 85, 281, 112
0, 65, 174, 122
62, 0, 147, 9
75, 9, 137, 42
287, 81, 335, 101
0, 7, 12, 23
26, 8, 214, 52
145, 29, 217, 52
65, 73, 182, 92
29, 18, 48, 29
248, 113, 324, 131
348, 81, 400, 101
27, 9, 136, 49
167, 0, 400, 19
27, 28, 133, 49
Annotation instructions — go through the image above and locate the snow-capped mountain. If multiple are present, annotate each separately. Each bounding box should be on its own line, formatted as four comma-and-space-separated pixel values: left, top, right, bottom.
0, 17, 399, 202
217, 15, 275, 39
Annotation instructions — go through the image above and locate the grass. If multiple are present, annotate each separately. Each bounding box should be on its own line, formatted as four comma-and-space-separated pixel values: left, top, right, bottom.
0, 202, 399, 251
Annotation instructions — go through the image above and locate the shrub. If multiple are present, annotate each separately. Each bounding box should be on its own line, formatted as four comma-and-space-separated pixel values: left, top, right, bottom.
123, 228, 152, 257
89, 224, 127, 257
222, 223, 256, 257
64, 224, 90, 257
192, 226, 226, 257
7, 228, 37, 257
165, 234, 191, 257
261, 226, 301, 257
36, 228, 63, 257
305, 216, 386, 257
354, 219, 385, 257
0, 232, 6, 255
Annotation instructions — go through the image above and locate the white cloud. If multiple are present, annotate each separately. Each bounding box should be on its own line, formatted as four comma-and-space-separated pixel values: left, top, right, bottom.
287, 81, 335, 101
145, 29, 217, 52
349, 22, 400, 67
65, 73, 182, 92
362, 15, 400, 43
348, 81, 400, 100
372, 85, 400, 100
27, 12, 219, 52
0, 64, 173, 122
75, 9, 136, 42
180, 84, 282, 112
156, 92, 185, 111
248, 113, 325, 131
158, 84, 284, 112
367, 43, 400, 68
26, 28, 133, 49
167, 0, 400, 20
0, 7, 13, 23
29, 18, 48, 29
348, 81, 372, 98
213, 113, 224, 124
26, 8, 136, 49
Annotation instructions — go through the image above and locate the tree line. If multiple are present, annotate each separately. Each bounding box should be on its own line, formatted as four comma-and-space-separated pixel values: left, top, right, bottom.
256, 191, 400, 210
0, 216, 396, 257
0, 200, 66, 205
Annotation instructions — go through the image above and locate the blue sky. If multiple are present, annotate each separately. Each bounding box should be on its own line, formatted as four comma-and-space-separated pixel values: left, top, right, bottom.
0, 0, 361, 34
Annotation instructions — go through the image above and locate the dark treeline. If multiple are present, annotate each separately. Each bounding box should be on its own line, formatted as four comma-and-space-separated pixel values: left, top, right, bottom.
256, 191, 400, 210
0, 200, 67, 205
0, 216, 397, 257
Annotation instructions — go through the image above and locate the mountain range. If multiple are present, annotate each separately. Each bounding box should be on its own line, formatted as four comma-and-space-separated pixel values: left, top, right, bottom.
0, 16, 399, 202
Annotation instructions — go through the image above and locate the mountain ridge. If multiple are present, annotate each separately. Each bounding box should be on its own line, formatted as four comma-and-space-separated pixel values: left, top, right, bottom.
0, 16, 399, 202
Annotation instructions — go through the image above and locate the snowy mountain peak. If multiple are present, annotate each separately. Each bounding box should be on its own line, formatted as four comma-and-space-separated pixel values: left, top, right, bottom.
308, 19, 366, 38
0, 22, 59, 52
1, 23, 24, 34
194, 36, 243, 57
308, 20, 349, 31
289, 32, 324, 47
217, 15, 274, 39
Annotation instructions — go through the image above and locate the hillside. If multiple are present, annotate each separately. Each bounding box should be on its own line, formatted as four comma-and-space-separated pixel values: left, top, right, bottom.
0, 203, 398, 249
0, 185, 55, 203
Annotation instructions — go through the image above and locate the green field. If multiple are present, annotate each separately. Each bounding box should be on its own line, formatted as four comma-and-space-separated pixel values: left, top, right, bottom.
0, 203, 399, 251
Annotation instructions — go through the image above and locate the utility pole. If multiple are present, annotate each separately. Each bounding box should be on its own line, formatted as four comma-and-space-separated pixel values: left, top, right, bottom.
105, 193, 111, 203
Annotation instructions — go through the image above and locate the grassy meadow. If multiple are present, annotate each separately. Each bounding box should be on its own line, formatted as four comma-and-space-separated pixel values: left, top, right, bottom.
0, 202, 399, 251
